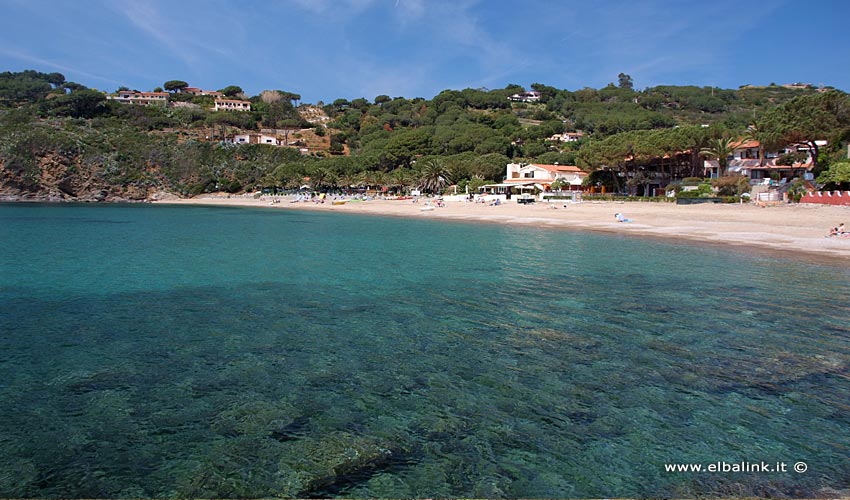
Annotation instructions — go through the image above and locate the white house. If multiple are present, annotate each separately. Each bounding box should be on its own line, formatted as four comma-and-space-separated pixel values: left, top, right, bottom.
107, 90, 168, 106
214, 99, 252, 112
548, 132, 585, 143
508, 90, 542, 103
228, 133, 280, 146
504, 163, 587, 190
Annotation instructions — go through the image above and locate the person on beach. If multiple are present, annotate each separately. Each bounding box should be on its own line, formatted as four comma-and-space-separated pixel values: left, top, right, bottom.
615, 213, 632, 222
828, 224, 846, 237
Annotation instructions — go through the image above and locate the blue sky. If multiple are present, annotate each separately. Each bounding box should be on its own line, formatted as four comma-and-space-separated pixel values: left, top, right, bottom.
2, 0, 849, 103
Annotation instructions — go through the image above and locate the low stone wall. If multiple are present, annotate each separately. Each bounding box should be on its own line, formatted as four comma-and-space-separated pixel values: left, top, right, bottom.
675, 197, 723, 205
800, 191, 850, 206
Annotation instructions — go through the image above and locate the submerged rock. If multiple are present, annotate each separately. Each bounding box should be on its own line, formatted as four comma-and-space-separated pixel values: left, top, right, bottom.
209, 399, 298, 438
277, 431, 394, 496
269, 415, 311, 442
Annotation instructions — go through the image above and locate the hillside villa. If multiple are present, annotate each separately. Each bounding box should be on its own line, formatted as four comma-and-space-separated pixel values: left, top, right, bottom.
548, 131, 585, 142
508, 90, 542, 103
226, 133, 280, 146
480, 163, 587, 198
214, 98, 252, 112
179, 87, 223, 97
107, 90, 169, 106
106, 84, 250, 112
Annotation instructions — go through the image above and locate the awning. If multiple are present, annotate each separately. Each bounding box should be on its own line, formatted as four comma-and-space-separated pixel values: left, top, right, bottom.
485, 182, 539, 188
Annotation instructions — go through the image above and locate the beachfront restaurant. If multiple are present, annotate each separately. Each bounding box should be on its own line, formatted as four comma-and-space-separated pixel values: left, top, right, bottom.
479, 182, 539, 200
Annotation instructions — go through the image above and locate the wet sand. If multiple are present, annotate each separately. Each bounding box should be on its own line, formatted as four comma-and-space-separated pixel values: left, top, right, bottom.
156, 195, 850, 262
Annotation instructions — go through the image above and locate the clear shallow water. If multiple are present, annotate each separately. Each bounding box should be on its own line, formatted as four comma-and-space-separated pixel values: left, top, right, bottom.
1, 202, 848, 498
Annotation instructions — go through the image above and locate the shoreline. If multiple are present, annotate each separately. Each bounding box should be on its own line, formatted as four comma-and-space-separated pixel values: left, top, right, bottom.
154, 194, 850, 264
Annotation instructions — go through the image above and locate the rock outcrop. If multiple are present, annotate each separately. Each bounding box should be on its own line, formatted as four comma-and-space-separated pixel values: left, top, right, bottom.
0, 152, 175, 202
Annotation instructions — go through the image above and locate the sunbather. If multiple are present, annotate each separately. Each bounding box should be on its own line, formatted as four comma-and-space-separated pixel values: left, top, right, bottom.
615, 213, 632, 223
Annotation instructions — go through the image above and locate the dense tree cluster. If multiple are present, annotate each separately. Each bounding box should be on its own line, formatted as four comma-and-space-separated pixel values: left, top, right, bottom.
1, 69, 849, 197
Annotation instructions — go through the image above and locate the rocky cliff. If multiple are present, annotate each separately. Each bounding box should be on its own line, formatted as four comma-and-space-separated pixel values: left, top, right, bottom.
0, 152, 178, 203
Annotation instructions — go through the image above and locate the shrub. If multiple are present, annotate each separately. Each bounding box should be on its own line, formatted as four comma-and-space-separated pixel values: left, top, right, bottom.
776, 151, 808, 166
786, 179, 808, 203
711, 175, 751, 196
675, 190, 700, 198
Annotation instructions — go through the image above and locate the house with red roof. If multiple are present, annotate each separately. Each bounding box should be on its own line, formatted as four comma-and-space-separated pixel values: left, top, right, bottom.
180, 87, 224, 98
479, 163, 587, 200
504, 163, 587, 190
705, 138, 825, 182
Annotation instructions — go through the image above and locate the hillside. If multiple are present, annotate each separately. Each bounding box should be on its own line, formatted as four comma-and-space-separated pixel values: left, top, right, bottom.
1, 70, 847, 201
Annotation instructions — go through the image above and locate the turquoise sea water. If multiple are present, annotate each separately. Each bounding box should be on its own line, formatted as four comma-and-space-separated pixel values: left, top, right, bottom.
0, 202, 848, 498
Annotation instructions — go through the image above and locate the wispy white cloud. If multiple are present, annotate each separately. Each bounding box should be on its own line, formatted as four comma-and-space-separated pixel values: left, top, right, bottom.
106, 0, 197, 67
286, 0, 330, 15
409, 1, 526, 88
1, 0, 842, 102
393, 0, 425, 24
101, 0, 239, 76
0, 46, 123, 85
356, 63, 430, 99
536, 2, 737, 88
286, 0, 378, 16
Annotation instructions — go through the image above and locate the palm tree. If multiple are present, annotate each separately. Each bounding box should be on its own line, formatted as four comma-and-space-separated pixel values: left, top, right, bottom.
700, 137, 736, 177
742, 120, 782, 167
418, 159, 451, 194
389, 167, 414, 194
354, 171, 369, 190
358, 170, 386, 192
338, 174, 358, 192
371, 171, 387, 192
311, 166, 334, 190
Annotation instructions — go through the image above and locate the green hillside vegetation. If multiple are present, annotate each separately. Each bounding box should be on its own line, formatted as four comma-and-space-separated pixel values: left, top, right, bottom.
1, 70, 848, 200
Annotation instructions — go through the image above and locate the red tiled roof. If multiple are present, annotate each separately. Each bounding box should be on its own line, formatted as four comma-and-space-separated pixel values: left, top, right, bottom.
731, 139, 759, 149
530, 164, 585, 173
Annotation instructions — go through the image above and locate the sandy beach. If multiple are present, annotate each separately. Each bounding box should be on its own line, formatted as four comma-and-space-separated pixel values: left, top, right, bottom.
157, 195, 850, 262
